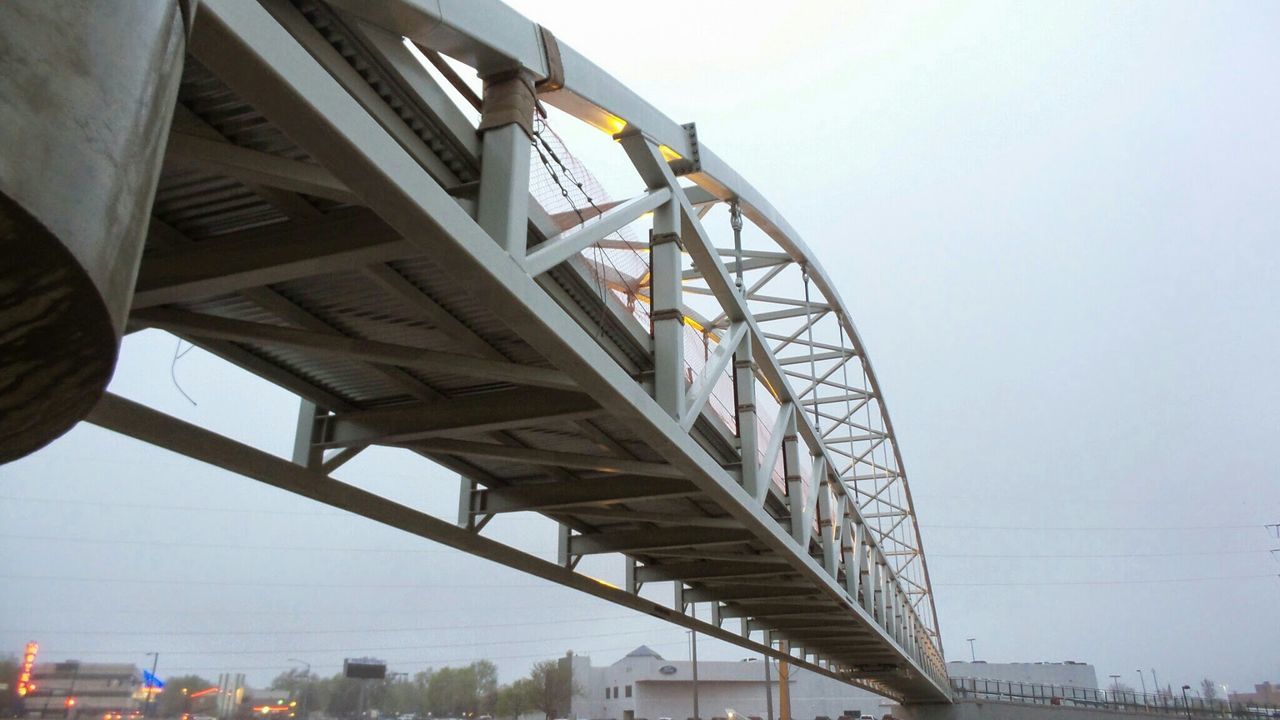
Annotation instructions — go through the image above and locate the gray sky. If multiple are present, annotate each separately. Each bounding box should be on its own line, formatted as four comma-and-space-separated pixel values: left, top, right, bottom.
3, 0, 1278, 697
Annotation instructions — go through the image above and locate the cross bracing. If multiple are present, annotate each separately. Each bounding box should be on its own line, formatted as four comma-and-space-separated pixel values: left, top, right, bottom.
17, 0, 948, 703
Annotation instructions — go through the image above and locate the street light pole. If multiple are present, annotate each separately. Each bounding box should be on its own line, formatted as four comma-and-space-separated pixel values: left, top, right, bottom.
1182, 685, 1192, 720
1110, 676, 1122, 707
1138, 671, 1147, 697
965, 638, 976, 662
762, 647, 774, 720
688, 631, 700, 720
145, 653, 160, 719
287, 660, 311, 719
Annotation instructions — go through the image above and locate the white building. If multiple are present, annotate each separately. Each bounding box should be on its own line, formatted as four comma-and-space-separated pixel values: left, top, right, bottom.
569, 646, 888, 720
944, 662, 1099, 690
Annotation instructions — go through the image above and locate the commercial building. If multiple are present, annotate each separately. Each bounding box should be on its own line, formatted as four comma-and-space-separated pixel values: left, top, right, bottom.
945, 661, 1103, 705
1229, 683, 1279, 708
568, 646, 889, 720
20, 661, 148, 719
944, 662, 1099, 690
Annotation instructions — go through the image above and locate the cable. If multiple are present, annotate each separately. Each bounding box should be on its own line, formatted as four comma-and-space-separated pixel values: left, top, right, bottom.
17, 625, 680, 657
5, 613, 642, 636
0, 495, 343, 517
935, 573, 1276, 587
0, 532, 543, 557
5, 495, 1268, 532
929, 549, 1270, 559
0, 574, 558, 590
170, 339, 198, 406
141, 639, 691, 674
923, 522, 1265, 531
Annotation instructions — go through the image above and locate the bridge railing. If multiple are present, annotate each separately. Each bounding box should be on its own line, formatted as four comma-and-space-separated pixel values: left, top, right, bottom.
951, 679, 1280, 719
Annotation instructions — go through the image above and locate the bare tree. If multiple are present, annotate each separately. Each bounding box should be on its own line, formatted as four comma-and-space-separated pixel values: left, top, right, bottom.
1201, 680, 1219, 702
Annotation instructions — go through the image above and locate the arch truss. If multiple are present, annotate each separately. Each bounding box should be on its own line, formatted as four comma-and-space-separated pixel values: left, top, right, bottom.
48, 0, 949, 702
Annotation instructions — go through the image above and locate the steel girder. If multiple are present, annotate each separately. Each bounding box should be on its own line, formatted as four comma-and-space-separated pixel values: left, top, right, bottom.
27, 0, 952, 703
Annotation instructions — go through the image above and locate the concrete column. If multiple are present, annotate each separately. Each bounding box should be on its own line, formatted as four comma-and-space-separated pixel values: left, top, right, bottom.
0, 1, 191, 462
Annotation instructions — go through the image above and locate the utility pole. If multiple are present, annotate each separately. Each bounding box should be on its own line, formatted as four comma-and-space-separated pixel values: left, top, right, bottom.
777, 643, 790, 720
688, 631, 700, 720
763, 646, 774, 720
288, 660, 311, 719
146, 653, 160, 719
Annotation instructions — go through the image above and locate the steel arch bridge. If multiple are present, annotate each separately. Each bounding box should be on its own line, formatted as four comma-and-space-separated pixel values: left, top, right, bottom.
0, 0, 948, 702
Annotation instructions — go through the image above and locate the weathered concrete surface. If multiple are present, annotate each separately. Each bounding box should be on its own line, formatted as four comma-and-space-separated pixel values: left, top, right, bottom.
893, 699, 1187, 720
0, 1, 187, 462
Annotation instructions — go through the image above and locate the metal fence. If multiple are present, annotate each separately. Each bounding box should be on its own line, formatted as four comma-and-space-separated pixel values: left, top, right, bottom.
949, 678, 1280, 720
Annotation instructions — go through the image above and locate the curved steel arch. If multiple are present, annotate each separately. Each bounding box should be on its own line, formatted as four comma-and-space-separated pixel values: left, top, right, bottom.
350, 0, 950, 668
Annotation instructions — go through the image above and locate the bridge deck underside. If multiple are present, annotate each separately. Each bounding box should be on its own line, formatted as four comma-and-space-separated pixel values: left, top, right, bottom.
107, 0, 948, 703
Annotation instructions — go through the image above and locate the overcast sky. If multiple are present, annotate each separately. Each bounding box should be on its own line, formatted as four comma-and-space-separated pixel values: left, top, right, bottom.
2, 0, 1278, 698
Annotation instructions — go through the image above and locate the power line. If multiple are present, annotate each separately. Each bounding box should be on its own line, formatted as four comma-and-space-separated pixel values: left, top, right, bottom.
930, 549, 1269, 559
0, 574, 558, 590
8, 533, 1266, 560
923, 522, 1265, 531
149, 639, 691, 674
935, 573, 1276, 587
11, 625, 678, 656
0, 495, 342, 517
3, 613, 642, 636
4, 494, 1268, 533
0, 532, 515, 556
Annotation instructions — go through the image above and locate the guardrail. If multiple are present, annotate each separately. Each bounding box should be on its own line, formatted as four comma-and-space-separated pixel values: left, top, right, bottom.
950, 679, 1280, 720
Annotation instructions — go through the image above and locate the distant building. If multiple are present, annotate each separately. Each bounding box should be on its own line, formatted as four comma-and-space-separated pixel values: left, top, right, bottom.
945, 661, 1104, 705
568, 645, 888, 720
1229, 683, 1279, 708
20, 661, 147, 719
945, 662, 1099, 690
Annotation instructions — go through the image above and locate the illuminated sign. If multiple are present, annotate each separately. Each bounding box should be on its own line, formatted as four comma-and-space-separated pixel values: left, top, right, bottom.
142, 671, 165, 690
16, 641, 38, 697
189, 688, 219, 700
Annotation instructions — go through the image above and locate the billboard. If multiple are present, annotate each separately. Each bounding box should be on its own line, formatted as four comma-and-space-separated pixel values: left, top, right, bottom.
343, 659, 386, 680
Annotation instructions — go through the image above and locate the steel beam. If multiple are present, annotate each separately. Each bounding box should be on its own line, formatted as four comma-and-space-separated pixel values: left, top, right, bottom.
84, 391, 857, 689
476, 476, 699, 513
569, 527, 755, 556
523, 188, 670, 276
131, 307, 578, 391
132, 209, 415, 308
164, 129, 360, 203
316, 388, 602, 446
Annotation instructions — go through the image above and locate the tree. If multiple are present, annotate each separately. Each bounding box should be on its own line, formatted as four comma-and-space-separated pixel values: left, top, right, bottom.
1, 656, 20, 719
270, 669, 323, 718
422, 662, 498, 717
1201, 680, 1219, 702
495, 680, 538, 720
322, 675, 365, 719
527, 660, 572, 720
158, 675, 215, 718
473, 661, 498, 715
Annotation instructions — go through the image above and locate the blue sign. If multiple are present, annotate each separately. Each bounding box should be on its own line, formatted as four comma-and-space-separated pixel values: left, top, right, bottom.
142, 671, 164, 689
